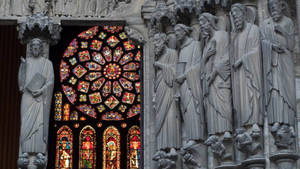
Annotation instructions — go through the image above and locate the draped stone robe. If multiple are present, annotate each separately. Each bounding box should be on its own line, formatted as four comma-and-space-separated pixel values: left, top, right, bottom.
261, 16, 296, 126
155, 48, 181, 150
178, 38, 205, 141
18, 57, 54, 154
203, 31, 232, 135
231, 23, 263, 127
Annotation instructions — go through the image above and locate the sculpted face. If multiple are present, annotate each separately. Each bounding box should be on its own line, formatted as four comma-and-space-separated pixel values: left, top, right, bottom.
153, 34, 166, 57
231, 7, 244, 31
175, 26, 186, 43
199, 16, 211, 39
269, 1, 282, 22
31, 39, 42, 58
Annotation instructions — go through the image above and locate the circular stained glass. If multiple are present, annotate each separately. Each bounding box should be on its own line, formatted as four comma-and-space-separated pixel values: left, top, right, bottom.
59, 26, 142, 121
104, 63, 121, 80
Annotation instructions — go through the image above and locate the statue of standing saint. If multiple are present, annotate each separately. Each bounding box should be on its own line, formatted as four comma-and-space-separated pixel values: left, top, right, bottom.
261, 0, 296, 150
153, 33, 181, 151
152, 33, 181, 169
230, 3, 263, 128
200, 12, 232, 136
174, 24, 205, 146
18, 38, 54, 168
200, 12, 234, 165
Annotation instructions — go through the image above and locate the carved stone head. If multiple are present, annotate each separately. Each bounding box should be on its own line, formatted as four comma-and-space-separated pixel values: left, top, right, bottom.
268, 0, 283, 22
231, 3, 246, 31
30, 38, 43, 58
174, 24, 192, 44
152, 33, 168, 58
199, 13, 218, 39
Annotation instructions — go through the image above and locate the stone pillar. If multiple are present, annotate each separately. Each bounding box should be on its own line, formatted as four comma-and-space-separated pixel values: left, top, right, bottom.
142, 2, 158, 169
17, 13, 61, 169
270, 152, 300, 169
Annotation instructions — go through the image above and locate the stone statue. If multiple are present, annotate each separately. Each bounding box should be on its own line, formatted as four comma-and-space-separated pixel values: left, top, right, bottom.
272, 124, 295, 150
174, 24, 205, 146
180, 144, 203, 169
153, 33, 181, 151
199, 12, 232, 137
230, 3, 263, 128
174, 23, 207, 168
17, 153, 30, 169
260, 0, 296, 139
153, 149, 178, 169
235, 125, 262, 158
18, 38, 54, 168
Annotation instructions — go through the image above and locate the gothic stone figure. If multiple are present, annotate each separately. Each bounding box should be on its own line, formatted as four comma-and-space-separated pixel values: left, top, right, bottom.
180, 144, 203, 169
235, 124, 263, 158
199, 12, 232, 136
230, 3, 263, 128
153, 33, 181, 151
18, 38, 54, 167
175, 24, 205, 145
261, 0, 296, 133
272, 124, 295, 150
153, 149, 178, 169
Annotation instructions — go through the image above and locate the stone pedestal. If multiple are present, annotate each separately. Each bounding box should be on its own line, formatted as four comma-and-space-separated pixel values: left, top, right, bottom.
215, 163, 238, 169
241, 157, 265, 169
270, 152, 300, 169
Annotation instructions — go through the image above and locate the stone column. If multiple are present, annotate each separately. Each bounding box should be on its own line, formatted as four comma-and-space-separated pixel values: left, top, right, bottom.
17, 13, 61, 169
270, 152, 300, 169
142, 2, 159, 169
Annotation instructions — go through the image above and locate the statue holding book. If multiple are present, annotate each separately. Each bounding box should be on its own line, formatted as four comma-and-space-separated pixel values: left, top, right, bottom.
18, 38, 54, 168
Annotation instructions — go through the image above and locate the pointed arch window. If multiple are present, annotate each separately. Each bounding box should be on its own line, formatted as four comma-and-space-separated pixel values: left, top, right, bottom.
103, 126, 121, 169
56, 126, 73, 169
127, 126, 141, 169
79, 125, 96, 169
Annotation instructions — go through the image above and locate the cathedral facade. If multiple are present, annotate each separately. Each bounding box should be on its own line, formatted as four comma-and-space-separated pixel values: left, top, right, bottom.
0, 0, 300, 169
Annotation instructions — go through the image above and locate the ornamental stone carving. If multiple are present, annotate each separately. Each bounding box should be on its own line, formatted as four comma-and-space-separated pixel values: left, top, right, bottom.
124, 26, 146, 45
153, 150, 178, 169
150, 1, 177, 49
17, 13, 62, 45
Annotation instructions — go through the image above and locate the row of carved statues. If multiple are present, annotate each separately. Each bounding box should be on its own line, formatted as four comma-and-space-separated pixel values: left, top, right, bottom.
0, 0, 132, 17
152, 0, 297, 168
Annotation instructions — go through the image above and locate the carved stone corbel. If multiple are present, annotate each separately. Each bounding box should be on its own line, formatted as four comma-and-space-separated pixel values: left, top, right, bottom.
174, 0, 201, 40
235, 125, 265, 169
150, 1, 176, 48
17, 13, 62, 45
153, 150, 178, 169
124, 26, 146, 45
180, 144, 203, 169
